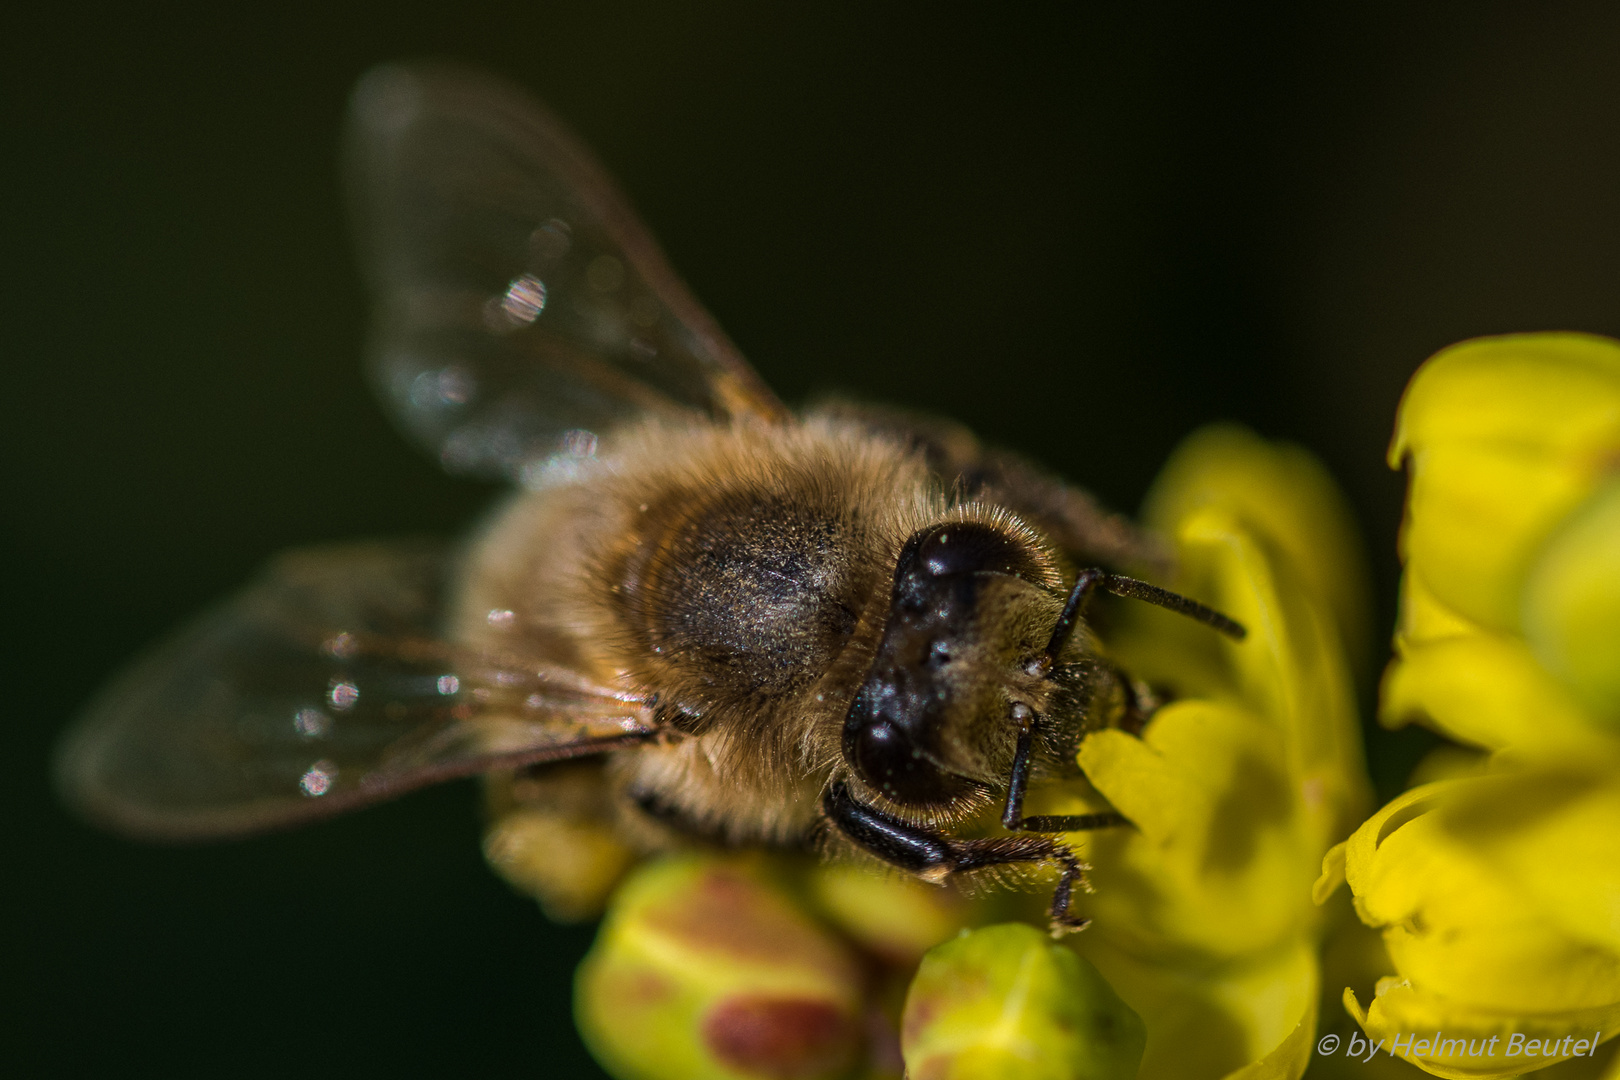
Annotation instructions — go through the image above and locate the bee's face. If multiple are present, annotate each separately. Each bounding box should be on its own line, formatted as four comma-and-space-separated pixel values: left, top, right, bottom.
842, 521, 1065, 806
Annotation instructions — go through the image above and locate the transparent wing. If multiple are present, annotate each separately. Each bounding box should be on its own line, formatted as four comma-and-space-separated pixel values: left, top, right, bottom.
55, 540, 655, 840
347, 63, 788, 483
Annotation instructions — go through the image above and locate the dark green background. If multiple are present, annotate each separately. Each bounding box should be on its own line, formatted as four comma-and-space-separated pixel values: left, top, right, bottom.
5, 3, 1620, 1076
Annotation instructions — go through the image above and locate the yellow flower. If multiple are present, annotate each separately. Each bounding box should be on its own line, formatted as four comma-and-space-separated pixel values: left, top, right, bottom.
1321, 771, 1620, 1078
1321, 332, 1620, 1078
1066, 424, 1372, 1079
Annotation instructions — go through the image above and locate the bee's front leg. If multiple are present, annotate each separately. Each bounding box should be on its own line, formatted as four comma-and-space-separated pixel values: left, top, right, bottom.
999, 716, 1130, 834
821, 781, 1097, 936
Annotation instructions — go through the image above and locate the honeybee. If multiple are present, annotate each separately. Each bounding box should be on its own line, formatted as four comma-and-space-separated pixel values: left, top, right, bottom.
55, 63, 1242, 936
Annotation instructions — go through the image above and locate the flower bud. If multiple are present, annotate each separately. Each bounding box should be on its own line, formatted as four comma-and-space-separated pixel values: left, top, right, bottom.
483, 808, 635, 922
575, 855, 864, 1080
807, 862, 974, 965
901, 923, 1145, 1080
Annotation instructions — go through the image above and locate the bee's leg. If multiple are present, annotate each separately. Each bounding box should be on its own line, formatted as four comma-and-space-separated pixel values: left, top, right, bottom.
1000, 718, 1131, 833
1110, 664, 1163, 736
822, 781, 1093, 936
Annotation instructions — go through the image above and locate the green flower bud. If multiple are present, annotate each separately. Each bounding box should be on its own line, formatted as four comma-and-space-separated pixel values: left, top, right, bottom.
576, 855, 864, 1080
901, 923, 1145, 1080
808, 862, 974, 965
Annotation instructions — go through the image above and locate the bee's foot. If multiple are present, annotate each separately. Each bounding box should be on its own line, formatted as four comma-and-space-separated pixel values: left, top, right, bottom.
1048, 914, 1091, 938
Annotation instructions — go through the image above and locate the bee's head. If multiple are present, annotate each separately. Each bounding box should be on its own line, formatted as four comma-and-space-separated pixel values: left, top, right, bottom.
842, 520, 1075, 807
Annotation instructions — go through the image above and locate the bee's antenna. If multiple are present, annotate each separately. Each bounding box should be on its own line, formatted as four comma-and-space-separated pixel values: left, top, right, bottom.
1040, 568, 1246, 672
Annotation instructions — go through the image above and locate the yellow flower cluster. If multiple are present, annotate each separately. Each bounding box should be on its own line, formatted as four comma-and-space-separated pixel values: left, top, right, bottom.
1316, 333, 1620, 1079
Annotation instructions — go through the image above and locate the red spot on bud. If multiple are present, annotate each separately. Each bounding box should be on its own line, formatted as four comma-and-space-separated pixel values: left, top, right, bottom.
702, 996, 858, 1080
644, 869, 855, 983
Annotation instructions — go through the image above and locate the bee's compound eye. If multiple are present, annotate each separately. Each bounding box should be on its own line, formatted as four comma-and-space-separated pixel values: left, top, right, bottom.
845, 720, 931, 802
842, 702, 968, 807
912, 523, 1030, 580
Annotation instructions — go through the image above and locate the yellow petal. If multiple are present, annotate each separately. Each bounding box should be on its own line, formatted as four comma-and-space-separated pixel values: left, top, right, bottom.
575, 855, 863, 1080
1216, 1005, 1316, 1080
1379, 631, 1608, 756
1079, 492, 1368, 958
900, 923, 1146, 1080
1391, 333, 1620, 467
1309, 904, 1420, 1079
1341, 778, 1620, 1016
1141, 423, 1373, 680
1177, 508, 1366, 825
1377, 822, 1620, 1016
1107, 504, 1370, 845
1343, 980, 1619, 1079
1390, 332, 1620, 631
1078, 702, 1323, 959
1073, 932, 1318, 1080
1395, 567, 1484, 649
1312, 841, 1347, 906
1404, 743, 1489, 788
1110, 435, 1372, 849
1400, 442, 1595, 630
1339, 781, 1459, 914
1523, 478, 1620, 723
1439, 766, 1620, 956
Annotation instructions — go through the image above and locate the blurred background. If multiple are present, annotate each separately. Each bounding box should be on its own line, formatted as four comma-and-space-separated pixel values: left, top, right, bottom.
5, 2, 1619, 1075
